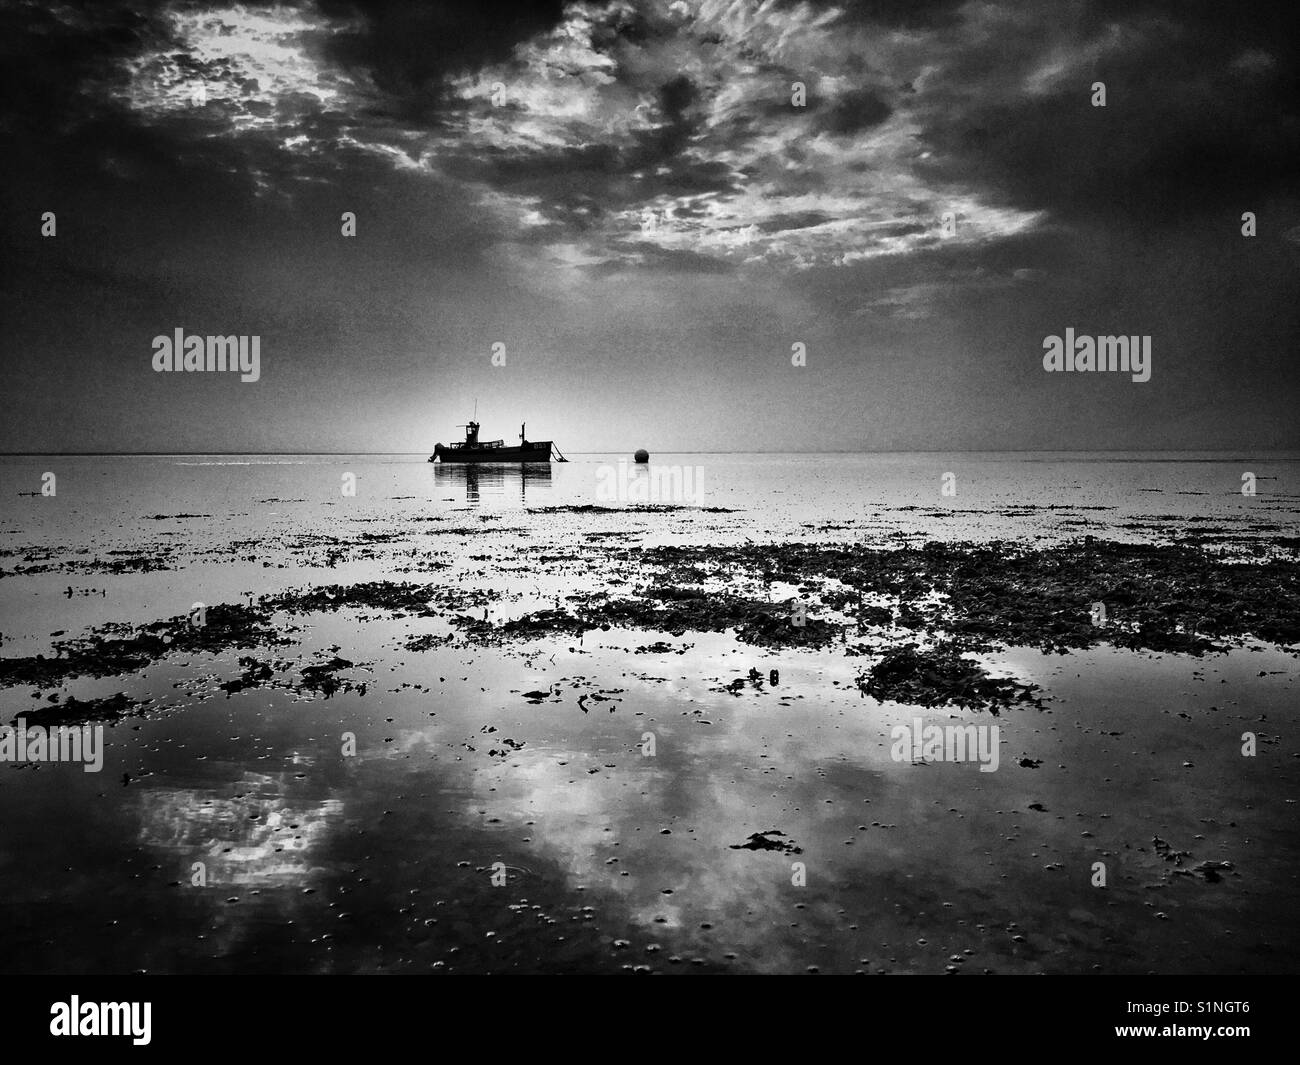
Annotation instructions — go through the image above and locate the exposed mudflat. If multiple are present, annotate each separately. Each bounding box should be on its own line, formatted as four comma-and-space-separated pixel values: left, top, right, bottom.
10, 538, 1296, 721
0, 453, 1296, 974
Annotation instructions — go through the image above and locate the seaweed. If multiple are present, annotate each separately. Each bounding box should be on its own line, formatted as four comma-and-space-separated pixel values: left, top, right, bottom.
856, 642, 1044, 714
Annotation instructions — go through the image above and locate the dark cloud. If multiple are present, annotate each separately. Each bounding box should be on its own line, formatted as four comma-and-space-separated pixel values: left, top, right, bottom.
813, 88, 892, 136
315, 0, 565, 105
755, 211, 834, 234
446, 128, 737, 235
652, 73, 699, 151
0, 2, 168, 139
778, 0, 968, 30
915, 1, 1300, 225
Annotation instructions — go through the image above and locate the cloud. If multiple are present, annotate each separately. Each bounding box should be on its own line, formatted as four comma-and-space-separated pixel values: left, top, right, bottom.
811, 87, 892, 135
317, 0, 567, 101
3, 0, 1296, 341
425, 0, 1044, 271
910, 0, 1300, 224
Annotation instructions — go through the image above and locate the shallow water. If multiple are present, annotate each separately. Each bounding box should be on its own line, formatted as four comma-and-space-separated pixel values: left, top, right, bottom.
1, 452, 1297, 973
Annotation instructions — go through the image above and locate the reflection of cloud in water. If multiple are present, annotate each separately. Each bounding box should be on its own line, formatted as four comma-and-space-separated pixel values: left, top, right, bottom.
463, 723, 868, 970
133, 768, 343, 887
477, 749, 661, 881
466, 747, 767, 935
376, 730, 440, 759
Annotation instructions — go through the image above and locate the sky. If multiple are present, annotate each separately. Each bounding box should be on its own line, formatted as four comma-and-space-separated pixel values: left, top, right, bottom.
2, 0, 1298, 454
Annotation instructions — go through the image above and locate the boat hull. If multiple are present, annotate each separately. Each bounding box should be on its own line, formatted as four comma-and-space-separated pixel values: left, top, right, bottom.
430, 442, 552, 463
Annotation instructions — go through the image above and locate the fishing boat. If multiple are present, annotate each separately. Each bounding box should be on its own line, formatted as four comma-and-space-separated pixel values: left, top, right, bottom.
429, 418, 566, 463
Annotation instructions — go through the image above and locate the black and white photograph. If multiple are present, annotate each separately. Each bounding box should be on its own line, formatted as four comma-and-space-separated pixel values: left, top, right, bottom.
1, 0, 1296, 1033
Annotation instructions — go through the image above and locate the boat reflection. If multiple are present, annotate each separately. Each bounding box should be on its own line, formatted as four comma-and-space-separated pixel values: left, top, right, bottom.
432, 462, 552, 505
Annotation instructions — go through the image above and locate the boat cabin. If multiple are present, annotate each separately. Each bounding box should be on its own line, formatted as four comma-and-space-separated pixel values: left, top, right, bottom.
447, 421, 505, 450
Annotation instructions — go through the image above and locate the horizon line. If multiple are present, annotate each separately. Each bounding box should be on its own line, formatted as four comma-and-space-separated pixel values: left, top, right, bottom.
2, 448, 1298, 457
